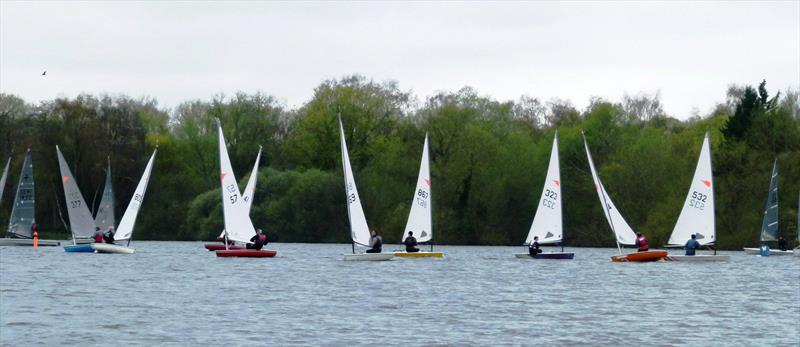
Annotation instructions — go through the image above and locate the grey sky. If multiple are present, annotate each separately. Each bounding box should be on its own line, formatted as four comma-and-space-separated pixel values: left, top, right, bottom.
1, 1, 798, 119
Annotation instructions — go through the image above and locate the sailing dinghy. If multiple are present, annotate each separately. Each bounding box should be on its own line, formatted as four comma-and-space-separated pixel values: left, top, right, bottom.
213, 125, 275, 258
394, 134, 443, 258
515, 132, 574, 260
56, 146, 100, 252
339, 117, 393, 261
582, 133, 665, 262
0, 148, 60, 246
204, 146, 261, 252
91, 150, 157, 254
663, 133, 729, 261
743, 160, 793, 256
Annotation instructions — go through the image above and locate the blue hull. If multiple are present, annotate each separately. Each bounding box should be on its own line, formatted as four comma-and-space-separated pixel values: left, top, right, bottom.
534, 252, 574, 259
64, 244, 95, 253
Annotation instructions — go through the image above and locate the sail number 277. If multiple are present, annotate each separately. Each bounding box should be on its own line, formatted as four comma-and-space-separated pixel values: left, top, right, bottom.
689, 191, 707, 210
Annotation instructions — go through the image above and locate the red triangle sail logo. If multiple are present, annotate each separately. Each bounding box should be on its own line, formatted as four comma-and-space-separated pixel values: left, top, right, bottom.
701, 180, 711, 187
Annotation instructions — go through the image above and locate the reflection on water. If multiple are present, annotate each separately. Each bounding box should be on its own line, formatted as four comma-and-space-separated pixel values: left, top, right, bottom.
1, 242, 799, 346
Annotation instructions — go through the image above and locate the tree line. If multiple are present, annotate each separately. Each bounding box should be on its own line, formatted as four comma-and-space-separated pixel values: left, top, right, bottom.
0, 76, 798, 249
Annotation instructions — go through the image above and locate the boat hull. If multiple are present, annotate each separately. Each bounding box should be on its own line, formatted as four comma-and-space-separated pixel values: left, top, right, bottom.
664, 254, 730, 262
794, 247, 800, 257
215, 250, 276, 258
743, 247, 795, 256
0, 238, 61, 247
64, 244, 95, 252
514, 252, 575, 259
204, 244, 246, 251
611, 250, 667, 262
393, 251, 444, 258
90, 243, 135, 254
343, 253, 395, 261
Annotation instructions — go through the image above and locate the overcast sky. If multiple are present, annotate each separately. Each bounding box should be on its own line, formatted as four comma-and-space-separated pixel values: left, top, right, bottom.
1, 1, 798, 119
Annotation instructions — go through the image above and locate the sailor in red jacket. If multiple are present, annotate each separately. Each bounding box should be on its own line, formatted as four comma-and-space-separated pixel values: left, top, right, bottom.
635, 232, 649, 252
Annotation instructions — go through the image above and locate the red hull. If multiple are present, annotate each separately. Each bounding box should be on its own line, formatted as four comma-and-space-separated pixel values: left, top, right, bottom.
611, 250, 667, 262
215, 250, 277, 258
204, 244, 246, 251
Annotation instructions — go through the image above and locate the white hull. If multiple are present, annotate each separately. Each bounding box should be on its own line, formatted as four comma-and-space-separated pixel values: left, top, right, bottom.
90, 243, 135, 254
0, 238, 61, 246
743, 247, 794, 256
343, 253, 394, 261
794, 247, 800, 257
664, 255, 730, 262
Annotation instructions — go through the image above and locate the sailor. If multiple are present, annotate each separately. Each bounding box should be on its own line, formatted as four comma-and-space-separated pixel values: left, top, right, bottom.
528, 236, 542, 256
777, 236, 788, 251
684, 234, 700, 256
635, 232, 649, 252
93, 227, 104, 243
30, 221, 38, 236
404, 231, 419, 253
103, 227, 115, 244
248, 229, 268, 250
366, 230, 383, 253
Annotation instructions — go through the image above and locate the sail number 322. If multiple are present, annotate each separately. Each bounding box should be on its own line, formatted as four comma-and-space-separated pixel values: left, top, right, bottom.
542, 189, 558, 209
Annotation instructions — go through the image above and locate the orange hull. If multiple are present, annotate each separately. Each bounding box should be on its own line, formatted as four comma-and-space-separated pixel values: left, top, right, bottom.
611, 250, 667, 262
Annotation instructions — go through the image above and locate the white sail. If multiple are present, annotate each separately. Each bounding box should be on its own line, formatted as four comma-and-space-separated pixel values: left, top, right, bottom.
668, 133, 715, 246
114, 150, 156, 241
403, 134, 433, 243
0, 157, 9, 204
218, 125, 257, 244
338, 116, 371, 247
7, 148, 35, 238
582, 134, 637, 245
94, 159, 115, 232
241, 146, 262, 214
525, 132, 562, 245
56, 146, 98, 239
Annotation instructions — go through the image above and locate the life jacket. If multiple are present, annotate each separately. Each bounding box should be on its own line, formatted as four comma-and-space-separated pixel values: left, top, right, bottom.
94, 234, 104, 243
258, 234, 266, 242
637, 236, 649, 251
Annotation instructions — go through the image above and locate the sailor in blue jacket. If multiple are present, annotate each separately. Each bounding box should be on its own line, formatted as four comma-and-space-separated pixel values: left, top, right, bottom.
684, 234, 700, 256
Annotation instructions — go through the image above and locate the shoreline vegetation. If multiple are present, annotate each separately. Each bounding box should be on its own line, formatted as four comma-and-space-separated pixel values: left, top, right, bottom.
0, 76, 798, 250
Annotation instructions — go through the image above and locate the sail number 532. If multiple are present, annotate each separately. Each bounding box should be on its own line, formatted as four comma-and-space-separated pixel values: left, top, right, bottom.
690, 191, 707, 210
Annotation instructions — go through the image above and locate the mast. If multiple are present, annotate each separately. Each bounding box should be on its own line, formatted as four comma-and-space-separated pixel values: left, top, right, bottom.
339, 115, 356, 254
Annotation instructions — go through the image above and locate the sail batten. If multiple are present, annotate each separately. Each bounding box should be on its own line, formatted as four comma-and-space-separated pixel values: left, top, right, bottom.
525, 132, 562, 245
760, 159, 779, 242
114, 150, 156, 241
668, 133, 716, 246
56, 146, 98, 239
582, 134, 637, 246
339, 117, 371, 247
402, 134, 433, 243
7, 149, 35, 238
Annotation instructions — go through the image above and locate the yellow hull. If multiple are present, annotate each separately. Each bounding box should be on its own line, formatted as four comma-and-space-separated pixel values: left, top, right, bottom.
393, 251, 444, 258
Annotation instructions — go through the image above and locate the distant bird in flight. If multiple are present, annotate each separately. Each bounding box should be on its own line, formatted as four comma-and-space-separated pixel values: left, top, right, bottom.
42, 70, 46, 76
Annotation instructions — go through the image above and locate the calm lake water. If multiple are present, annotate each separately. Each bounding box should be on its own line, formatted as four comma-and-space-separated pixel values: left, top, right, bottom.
1, 242, 798, 346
